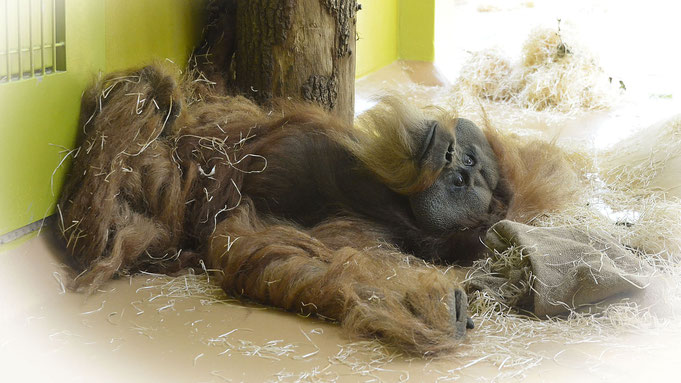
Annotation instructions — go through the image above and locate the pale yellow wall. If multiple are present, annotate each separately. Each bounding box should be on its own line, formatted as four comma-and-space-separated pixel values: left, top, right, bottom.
356, 0, 436, 78
356, 0, 398, 78
398, 0, 435, 61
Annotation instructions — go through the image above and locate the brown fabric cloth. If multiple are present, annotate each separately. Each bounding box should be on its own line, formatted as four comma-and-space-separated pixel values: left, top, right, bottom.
466, 220, 656, 317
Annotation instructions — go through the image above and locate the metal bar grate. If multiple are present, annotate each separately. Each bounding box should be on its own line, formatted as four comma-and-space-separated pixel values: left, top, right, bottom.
0, 0, 65, 83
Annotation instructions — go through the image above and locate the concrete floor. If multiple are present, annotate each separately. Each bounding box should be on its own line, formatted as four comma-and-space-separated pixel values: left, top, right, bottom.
2, 221, 680, 383
2, 1, 681, 382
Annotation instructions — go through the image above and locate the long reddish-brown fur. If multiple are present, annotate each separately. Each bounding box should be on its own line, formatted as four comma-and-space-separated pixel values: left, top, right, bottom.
58, 64, 578, 355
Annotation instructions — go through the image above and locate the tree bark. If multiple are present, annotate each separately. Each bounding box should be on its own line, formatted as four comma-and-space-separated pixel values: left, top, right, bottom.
234, 0, 358, 125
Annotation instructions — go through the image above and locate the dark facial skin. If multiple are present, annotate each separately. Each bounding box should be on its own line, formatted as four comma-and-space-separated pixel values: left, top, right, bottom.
409, 119, 501, 234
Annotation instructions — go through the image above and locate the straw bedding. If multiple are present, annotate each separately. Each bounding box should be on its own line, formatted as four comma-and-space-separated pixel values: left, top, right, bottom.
341, 25, 680, 377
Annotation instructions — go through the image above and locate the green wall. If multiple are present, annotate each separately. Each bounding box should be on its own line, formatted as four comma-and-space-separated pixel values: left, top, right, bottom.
0, 1, 106, 237
0, 0, 206, 238
105, 0, 205, 72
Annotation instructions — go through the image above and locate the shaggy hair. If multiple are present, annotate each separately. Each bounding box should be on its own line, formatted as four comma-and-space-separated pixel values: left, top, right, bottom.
336, 97, 455, 194
58, 65, 578, 355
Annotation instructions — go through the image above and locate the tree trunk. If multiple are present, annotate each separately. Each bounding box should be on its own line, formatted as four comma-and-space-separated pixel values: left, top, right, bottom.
234, 0, 358, 124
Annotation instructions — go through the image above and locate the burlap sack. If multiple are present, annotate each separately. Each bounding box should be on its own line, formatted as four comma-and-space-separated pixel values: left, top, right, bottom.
467, 220, 656, 317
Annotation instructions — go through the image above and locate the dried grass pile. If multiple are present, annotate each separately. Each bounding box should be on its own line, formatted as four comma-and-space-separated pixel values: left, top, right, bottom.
455, 26, 619, 113
596, 116, 681, 257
